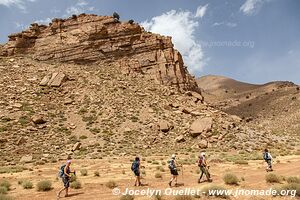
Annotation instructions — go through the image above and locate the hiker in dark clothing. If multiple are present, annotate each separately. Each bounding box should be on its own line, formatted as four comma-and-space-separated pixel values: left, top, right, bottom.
131, 157, 141, 186
168, 154, 180, 187
57, 160, 76, 199
263, 149, 273, 172
197, 152, 212, 183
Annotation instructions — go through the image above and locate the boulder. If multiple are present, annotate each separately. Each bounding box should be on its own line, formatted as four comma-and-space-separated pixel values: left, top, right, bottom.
39, 75, 51, 86
72, 142, 81, 151
49, 72, 66, 87
0, 138, 8, 143
190, 117, 213, 138
198, 139, 208, 149
175, 135, 185, 143
16, 137, 26, 145
20, 155, 33, 163
31, 115, 46, 124
158, 120, 170, 132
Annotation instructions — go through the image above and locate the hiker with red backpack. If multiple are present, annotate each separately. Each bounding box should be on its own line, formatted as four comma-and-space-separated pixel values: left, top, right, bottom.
57, 160, 76, 199
131, 157, 142, 186
263, 149, 273, 172
197, 152, 212, 183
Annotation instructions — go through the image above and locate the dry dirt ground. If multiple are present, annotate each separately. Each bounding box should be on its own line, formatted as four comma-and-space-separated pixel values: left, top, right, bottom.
1, 155, 300, 200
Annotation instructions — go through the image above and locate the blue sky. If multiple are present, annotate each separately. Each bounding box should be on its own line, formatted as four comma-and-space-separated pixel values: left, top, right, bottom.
0, 0, 299, 84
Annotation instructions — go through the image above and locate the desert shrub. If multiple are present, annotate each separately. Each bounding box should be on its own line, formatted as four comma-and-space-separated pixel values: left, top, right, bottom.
202, 184, 228, 199
80, 169, 88, 176
223, 173, 239, 185
106, 180, 117, 189
22, 180, 33, 189
36, 180, 52, 191
153, 194, 162, 200
265, 173, 281, 183
174, 195, 193, 200
0, 194, 13, 200
0, 187, 7, 194
94, 171, 100, 177
70, 174, 77, 182
70, 180, 81, 189
287, 176, 300, 184
152, 161, 159, 165
128, 19, 134, 24
274, 183, 300, 197
113, 12, 120, 20
120, 194, 134, 200
154, 172, 162, 179
0, 180, 10, 191
79, 135, 87, 140
234, 160, 248, 165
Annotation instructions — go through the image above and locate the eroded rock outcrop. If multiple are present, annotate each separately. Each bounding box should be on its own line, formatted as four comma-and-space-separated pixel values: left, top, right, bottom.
1, 14, 200, 92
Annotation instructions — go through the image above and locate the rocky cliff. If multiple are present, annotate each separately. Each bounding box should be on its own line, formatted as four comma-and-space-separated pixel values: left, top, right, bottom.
0, 14, 200, 93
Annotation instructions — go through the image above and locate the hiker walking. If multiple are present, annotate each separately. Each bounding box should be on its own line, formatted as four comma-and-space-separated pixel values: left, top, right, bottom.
131, 157, 142, 186
263, 149, 273, 172
57, 160, 76, 199
168, 154, 180, 187
197, 152, 212, 183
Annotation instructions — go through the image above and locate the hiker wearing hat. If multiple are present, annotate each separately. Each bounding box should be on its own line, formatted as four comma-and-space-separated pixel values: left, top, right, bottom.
197, 152, 212, 183
131, 157, 142, 186
57, 160, 76, 199
263, 149, 273, 172
168, 154, 179, 187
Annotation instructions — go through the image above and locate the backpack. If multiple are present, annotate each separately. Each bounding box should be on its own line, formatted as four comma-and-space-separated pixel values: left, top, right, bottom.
198, 156, 204, 167
168, 159, 175, 170
263, 152, 270, 161
58, 164, 66, 178
131, 161, 138, 172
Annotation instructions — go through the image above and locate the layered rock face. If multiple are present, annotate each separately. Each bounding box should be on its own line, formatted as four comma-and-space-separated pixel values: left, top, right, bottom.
1, 14, 200, 92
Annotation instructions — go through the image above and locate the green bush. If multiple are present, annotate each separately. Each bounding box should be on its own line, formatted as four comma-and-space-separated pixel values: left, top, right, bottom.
106, 180, 117, 189
0, 180, 10, 191
36, 180, 52, 191
265, 173, 281, 183
223, 173, 239, 185
120, 194, 134, 200
80, 169, 88, 176
0, 187, 7, 194
70, 180, 81, 189
22, 180, 33, 189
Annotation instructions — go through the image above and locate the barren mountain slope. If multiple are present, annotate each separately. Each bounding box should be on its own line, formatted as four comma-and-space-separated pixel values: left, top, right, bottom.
197, 75, 300, 138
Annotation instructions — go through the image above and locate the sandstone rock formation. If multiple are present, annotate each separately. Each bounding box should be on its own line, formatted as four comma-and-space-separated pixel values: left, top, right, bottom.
1, 14, 200, 93
190, 117, 213, 138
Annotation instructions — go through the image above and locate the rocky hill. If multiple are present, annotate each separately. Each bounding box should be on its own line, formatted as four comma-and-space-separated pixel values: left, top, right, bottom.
197, 75, 300, 141
0, 14, 298, 166
0, 14, 199, 93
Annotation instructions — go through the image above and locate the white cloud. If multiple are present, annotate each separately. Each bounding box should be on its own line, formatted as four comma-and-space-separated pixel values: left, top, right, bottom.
240, 0, 270, 15
213, 22, 237, 27
65, 0, 93, 16
195, 4, 208, 18
141, 9, 206, 73
0, 0, 36, 10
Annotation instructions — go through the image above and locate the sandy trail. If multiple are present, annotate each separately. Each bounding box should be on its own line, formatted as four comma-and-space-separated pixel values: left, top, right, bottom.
2, 156, 299, 200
